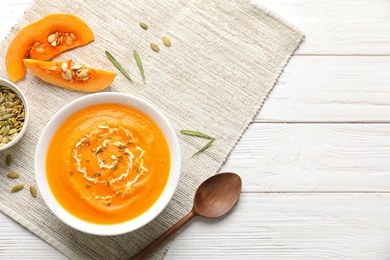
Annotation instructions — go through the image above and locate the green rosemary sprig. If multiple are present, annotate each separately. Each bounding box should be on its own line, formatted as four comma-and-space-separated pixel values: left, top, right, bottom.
180, 130, 215, 157
105, 50, 132, 81
133, 50, 145, 84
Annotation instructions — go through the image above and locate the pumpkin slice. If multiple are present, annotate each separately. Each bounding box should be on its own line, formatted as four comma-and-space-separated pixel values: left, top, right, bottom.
23, 59, 116, 93
6, 14, 94, 82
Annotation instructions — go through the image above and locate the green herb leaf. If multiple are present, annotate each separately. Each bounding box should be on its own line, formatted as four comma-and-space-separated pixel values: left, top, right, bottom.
192, 138, 215, 157
133, 50, 146, 84
180, 130, 215, 156
180, 130, 214, 140
105, 51, 132, 81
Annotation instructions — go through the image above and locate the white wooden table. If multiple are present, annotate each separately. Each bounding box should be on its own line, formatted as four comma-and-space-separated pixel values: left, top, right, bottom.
2, 0, 390, 259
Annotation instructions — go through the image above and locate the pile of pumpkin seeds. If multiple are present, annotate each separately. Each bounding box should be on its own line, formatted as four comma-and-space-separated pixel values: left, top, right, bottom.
4, 154, 37, 197
0, 86, 25, 147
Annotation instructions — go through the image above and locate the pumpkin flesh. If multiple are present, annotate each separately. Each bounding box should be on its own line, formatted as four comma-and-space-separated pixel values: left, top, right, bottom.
23, 59, 116, 93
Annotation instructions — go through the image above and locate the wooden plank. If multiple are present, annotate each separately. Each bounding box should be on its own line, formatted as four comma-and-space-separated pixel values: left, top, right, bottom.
167, 193, 390, 259
0, 1, 32, 42
221, 123, 390, 192
0, 212, 65, 258
259, 0, 390, 54
256, 56, 390, 122
2, 1, 390, 56
3, 192, 390, 259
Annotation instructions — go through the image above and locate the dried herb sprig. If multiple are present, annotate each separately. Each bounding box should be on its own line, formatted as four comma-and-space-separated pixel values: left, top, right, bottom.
105, 51, 132, 81
133, 50, 146, 84
180, 130, 215, 157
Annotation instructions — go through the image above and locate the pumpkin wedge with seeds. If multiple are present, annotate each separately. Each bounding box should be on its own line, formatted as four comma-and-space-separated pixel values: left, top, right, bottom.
6, 14, 94, 82
23, 59, 116, 93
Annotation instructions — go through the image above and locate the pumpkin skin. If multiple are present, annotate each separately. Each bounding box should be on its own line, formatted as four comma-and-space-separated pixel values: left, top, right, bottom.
6, 14, 94, 82
23, 59, 116, 93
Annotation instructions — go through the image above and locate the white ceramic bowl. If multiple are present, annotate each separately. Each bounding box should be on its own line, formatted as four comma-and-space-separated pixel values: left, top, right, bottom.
34, 92, 181, 236
0, 78, 29, 151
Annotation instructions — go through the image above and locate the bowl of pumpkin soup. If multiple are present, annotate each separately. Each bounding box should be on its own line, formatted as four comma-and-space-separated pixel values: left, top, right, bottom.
34, 92, 181, 235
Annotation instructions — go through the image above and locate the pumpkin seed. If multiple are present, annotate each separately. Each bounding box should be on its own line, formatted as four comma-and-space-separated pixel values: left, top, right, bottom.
69, 33, 77, 40
65, 36, 73, 46
77, 69, 89, 78
2, 136, 9, 144
4, 102, 13, 108
7, 172, 20, 179
139, 22, 148, 30
65, 69, 72, 80
9, 133, 18, 141
81, 75, 90, 81
61, 71, 69, 80
11, 184, 24, 193
13, 99, 21, 106
35, 47, 46, 54
71, 64, 83, 70
48, 65, 58, 71
8, 128, 17, 135
0, 114, 13, 120
150, 42, 160, 52
30, 185, 37, 198
3, 125, 10, 136
47, 33, 57, 43
162, 36, 171, 47
61, 61, 68, 72
5, 154, 12, 166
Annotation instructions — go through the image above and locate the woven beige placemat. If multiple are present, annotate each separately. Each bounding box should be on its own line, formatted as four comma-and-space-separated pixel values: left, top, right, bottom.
0, 0, 303, 258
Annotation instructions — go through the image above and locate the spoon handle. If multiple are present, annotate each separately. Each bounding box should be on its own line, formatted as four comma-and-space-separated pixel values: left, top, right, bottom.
131, 209, 196, 260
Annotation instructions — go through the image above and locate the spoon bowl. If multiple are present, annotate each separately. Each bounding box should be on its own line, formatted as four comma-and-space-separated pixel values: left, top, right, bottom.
194, 172, 242, 218
131, 172, 242, 259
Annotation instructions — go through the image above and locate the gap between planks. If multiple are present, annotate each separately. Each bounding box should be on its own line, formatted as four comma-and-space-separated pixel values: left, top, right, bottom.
294, 54, 390, 57
243, 191, 390, 194
252, 121, 390, 124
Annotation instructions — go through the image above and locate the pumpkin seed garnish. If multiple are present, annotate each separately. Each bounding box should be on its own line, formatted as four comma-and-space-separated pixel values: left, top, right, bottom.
30, 185, 37, 197
133, 50, 146, 84
150, 42, 160, 52
105, 51, 132, 81
3, 125, 10, 136
5, 154, 13, 166
7, 171, 20, 179
11, 184, 24, 193
162, 36, 171, 47
139, 22, 148, 30
180, 130, 215, 157
96, 147, 103, 154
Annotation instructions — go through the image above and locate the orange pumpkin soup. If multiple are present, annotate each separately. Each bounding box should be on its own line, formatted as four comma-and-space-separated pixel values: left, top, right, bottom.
46, 103, 170, 224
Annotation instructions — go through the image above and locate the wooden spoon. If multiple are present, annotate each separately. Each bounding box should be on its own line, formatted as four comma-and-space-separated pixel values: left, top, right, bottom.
131, 172, 242, 259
